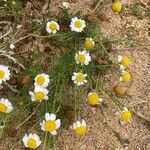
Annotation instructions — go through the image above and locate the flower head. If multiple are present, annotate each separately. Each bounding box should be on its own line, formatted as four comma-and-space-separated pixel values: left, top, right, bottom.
29, 87, 49, 102
0, 98, 13, 113
120, 107, 132, 121
40, 113, 61, 135
84, 38, 95, 50
70, 17, 86, 32
71, 120, 87, 136
75, 51, 91, 65
34, 73, 50, 88
120, 70, 131, 83
22, 133, 41, 149
0, 65, 10, 85
111, 1, 122, 13
46, 21, 60, 34
118, 55, 131, 70
87, 92, 103, 106
72, 72, 87, 86
62, 2, 70, 9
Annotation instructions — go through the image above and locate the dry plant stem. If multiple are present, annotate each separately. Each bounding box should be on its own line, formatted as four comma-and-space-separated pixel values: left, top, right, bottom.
93, 0, 103, 12
0, 28, 12, 39
0, 53, 25, 69
74, 87, 78, 120
12, 33, 68, 45
16, 104, 40, 129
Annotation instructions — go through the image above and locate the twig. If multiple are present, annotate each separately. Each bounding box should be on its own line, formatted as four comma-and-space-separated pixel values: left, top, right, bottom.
16, 104, 40, 129
93, 0, 103, 12
0, 28, 12, 39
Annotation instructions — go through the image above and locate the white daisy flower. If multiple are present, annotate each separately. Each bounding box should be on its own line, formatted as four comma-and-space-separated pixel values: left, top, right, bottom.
70, 17, 86, 32
0, 65, 10, 85
71, 72, 87, 86
22, 133, 41, 149
75, 50, 91, 65
40, 113, 61, 135
0, 98, 13, 113
70, 120, 86, 136
46, 21, 60, 34
87, 92, 103, 106
120, 70, 131, 83
34, 73, 50, 88
29, 87, 49, 102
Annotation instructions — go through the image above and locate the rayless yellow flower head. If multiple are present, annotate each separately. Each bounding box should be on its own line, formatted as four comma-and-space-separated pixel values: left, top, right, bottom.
70, 17, 86, 32
84, 38, 95, 50
40, 113, 61, 135
0, 98, 13, 113
71, 120, 87, 136
72, 72, 87, 86
75, 50, 91, 65
111, 1, 122, 13
87, 92, 103, 106
120, 107, 132, 121
29, 87, 49, 102
0, 65, 10, 85
118, 55, 131, 70
22, 133, 41, 149
34, 73, 50, 88
62, 2, 70, 9
120, 70, 131, 83
46, 21, 60, 34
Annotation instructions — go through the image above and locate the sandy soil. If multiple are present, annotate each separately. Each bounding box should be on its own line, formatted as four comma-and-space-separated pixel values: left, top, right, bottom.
0, 0, 150, 150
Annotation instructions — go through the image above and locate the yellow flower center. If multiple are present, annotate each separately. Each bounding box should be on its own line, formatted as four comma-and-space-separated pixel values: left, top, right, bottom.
111, 2, 122, 13
84, 39, 94, 50
0, 103, 7, 113
34, 92, 45, 101
121, 57, 131, 68
121, 111, 132, 121
74, 20, 82, 28
87, 93, 99, 106
76, 73, 84, 82
49, 22, 57, 30
122, 72, 131, 82
36, 76, 45, 85
74, 126, 86, 136
0, 70, 5, 79
27, 138, 37, 149
77, 54, 86, 63
44, 120, 56, 132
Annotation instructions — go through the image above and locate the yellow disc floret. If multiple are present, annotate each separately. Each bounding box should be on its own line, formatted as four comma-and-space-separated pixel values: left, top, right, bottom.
44, 120, 56, 132
121, 111, 132, 121
74, 20, 82, 28
84, 38, 94, 50
0, 103, 7, 113
122, 72, 131, 82
87, 93, 99, 106
77, 55, 86, 63
74, 126, 86, 136
27, 138, 37, 149
111, 1, 122, 13
121, 56, 131, 68
76, 73, 84, 82
36, 76, 45, 85
34, 92, 45, 101
49, 23, 57, 30
0, 70, 5, 79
